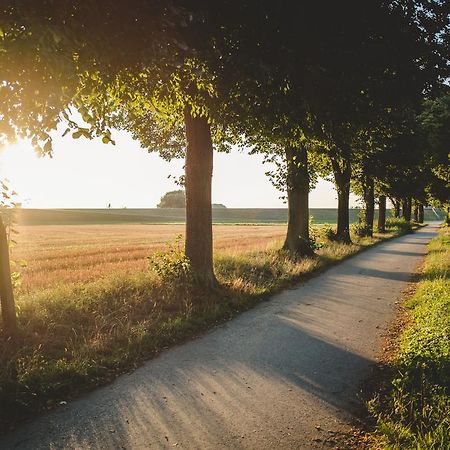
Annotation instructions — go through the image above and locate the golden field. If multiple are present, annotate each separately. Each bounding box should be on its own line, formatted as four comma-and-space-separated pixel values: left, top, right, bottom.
12, 224, 287, 292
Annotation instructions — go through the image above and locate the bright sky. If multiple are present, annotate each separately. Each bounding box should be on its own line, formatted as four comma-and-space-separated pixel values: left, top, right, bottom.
0, 128, 359, 209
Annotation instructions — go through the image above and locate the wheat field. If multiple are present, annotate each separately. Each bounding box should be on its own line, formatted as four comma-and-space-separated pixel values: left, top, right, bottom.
12, 224, 287, 292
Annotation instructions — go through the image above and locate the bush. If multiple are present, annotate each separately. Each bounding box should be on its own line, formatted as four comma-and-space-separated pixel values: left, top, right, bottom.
386, 217, 413, 234
148, 235, 192, 287
321, 223, 336, 240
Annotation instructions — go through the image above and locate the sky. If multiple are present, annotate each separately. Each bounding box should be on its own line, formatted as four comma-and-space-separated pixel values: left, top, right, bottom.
0, 128, 359, 209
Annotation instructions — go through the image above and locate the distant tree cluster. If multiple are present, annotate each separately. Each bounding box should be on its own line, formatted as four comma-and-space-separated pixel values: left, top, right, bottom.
157, 190, 226, 209
1, 0, 449, 334
157, 190, 185, 208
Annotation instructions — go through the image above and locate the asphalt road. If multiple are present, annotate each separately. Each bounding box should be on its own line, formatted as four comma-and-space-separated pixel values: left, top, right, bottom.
0, 225, 438, 450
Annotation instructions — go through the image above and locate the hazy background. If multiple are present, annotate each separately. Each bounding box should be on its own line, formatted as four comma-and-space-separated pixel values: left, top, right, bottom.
0, 129, 360, 209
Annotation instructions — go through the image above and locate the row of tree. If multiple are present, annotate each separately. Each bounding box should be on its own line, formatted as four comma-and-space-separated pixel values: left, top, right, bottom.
1, 1, 449, 336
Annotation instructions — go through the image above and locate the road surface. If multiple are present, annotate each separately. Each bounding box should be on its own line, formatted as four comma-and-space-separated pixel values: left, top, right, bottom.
0, 225, 438, 449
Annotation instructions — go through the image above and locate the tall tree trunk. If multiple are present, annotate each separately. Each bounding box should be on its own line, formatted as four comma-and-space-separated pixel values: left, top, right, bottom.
363, 177, 375, 237
377, 195, 386, 233
418, 204, 424, 223
0, 215, 17, 338
413, 201, 419, 222
401, 197, 412, 222
283, 145, 313, 256
183, 108, 216, 287
331, 158, 352, 244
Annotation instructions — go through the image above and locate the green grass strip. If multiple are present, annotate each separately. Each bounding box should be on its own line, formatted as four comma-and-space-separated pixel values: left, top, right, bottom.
370, 228, 450, 450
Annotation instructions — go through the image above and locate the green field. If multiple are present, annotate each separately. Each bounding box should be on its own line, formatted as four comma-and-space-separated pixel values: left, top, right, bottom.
9, 207, 444, 226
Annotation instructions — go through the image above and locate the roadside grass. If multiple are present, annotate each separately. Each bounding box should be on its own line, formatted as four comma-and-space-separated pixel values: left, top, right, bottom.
369, 227, 449, 449
0, 221, 412, 432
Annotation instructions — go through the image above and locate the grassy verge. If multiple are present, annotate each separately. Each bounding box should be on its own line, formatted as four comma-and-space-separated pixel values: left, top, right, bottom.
369, 227, 449, 449
0, 220, 414, 433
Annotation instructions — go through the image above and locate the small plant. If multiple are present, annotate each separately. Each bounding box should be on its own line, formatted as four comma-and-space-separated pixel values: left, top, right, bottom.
148, 235, 193, 286
308, 216, 324, 250
386, 217, 413, 234
321, 223, 336, 240
351, 208, 371, 237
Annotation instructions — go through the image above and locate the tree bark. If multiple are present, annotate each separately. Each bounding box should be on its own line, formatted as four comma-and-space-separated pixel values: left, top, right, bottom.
413, 202, 419, 222
331, 158, 352, 243
183, 108, 216, 288
377, 195, 387, 233
401, 197, 412, 222
363, 177, 375, 237
0, 215, 17, 338
282, 145, 314, 256
418, 204, 424, 223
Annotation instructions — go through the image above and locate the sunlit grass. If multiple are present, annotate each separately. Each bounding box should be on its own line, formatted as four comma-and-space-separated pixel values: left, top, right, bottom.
370, 227, 449, 449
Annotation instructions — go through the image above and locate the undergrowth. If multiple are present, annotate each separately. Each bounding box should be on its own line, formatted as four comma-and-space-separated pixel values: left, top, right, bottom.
369, 228, 449, 449
0, 223, 411, 432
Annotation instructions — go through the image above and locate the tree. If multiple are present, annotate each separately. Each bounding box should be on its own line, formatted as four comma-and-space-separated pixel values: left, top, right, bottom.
0, 181, 18, 338
157, 190, 186, 208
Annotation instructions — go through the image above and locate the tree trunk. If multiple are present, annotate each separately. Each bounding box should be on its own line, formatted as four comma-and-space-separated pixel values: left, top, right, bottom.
401, 198, 412, 222
332, 158, 352, 244
377, 195, 386, 233
418, 204, 424, 223
413, 202, 419, 222
445, 205, 450, 227
0, 215, 17, 338
282, 145, 313, 256
363, 177, 375, 237
183, 108, 216, 288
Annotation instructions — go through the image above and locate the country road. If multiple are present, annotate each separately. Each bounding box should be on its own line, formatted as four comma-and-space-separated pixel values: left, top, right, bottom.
0, 225, 439, 450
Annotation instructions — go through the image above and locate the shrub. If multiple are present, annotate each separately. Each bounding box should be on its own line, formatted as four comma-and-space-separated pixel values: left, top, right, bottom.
386, 217, 413, 234
321, 223, 336, 240
148, 235, 192, 287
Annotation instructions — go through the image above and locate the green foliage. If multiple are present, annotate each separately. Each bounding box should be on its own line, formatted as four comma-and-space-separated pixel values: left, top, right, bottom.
371, 230, 450, 449
321, 224, 336, 241
148, 235, 192, 287
307, 217, 325, 251
386, 218, 413, 234
157, 190, 186, 208
351, 208, 375, 237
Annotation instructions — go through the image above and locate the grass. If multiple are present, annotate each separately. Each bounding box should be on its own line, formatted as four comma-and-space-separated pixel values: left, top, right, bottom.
369, 227, 449, 449
0, 220, 413, 433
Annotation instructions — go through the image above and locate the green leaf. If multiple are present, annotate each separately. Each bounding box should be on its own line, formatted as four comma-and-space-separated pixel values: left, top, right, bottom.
72, 131, 83, 139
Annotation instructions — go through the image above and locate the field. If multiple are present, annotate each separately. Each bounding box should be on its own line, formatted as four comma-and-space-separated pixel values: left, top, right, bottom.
11, 207, 440, 292
12, 224, 287, 292
10, 207, 444, 226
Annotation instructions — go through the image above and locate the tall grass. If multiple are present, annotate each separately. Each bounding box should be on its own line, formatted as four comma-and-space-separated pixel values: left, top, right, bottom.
370, 228, 449, 449
0, 223, 409, 432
